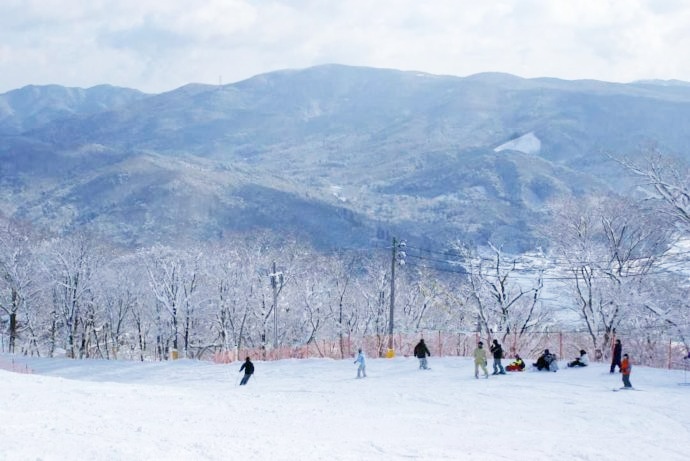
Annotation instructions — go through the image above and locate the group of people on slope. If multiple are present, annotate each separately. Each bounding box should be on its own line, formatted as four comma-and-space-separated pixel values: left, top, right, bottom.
465, 337, 633, 388
238, 337, 634, 389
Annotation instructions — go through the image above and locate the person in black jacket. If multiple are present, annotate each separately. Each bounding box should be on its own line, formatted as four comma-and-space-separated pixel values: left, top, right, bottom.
534, 349, 558, 372
610, 339, 622, 373
413, 339, 431, 370
239, 356, 254, 385
490, 339, 506, 375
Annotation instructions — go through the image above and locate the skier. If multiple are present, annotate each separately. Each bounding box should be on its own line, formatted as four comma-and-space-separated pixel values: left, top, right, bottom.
354, 348, 367, 378
621, 353, 633, 388
239, 356, 254, 385
413, 339, 431, 370
473, 341, 489, 379
610, 339, 622, 373
490, 339, 506, 375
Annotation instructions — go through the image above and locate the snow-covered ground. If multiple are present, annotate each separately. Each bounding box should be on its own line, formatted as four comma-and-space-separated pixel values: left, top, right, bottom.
494, 131, 542, 155
1, 354, 689, 461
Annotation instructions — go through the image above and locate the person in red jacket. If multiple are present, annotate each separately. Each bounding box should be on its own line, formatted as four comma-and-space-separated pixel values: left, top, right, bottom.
621, 353, 632, 389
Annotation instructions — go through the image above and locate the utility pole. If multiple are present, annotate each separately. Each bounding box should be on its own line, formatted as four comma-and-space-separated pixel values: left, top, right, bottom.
269, 261, 284, 349
388, 237, 397, 355
388, 237, 406, 357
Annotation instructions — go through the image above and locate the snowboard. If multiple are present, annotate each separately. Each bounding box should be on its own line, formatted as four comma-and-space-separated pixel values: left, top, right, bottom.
612, 387, 640, 391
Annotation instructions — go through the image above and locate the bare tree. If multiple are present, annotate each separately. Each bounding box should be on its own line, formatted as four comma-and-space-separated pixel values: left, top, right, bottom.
459, 242, 547, 345
205, 240, 263, 359
0, 219, 41, 353
143, 245, 203, 359
545, 195, 675, 353
96, 254, 148, 359
355, 254, 391, 356
47, 233, 103, 358
615, 151, 690, 227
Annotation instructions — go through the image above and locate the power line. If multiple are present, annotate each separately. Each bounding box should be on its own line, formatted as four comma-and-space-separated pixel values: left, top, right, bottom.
403, 257, 689, 282
404, 243, 690, 267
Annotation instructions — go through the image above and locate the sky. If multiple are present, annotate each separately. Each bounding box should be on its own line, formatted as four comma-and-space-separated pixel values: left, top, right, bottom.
2, 0, 690, 94
1, 353, 689, 460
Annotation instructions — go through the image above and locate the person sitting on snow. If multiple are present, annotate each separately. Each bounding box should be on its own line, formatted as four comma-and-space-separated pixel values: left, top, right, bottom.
534, 349, 558, 372
567, 350, 589, 367
506, 354, 525, 372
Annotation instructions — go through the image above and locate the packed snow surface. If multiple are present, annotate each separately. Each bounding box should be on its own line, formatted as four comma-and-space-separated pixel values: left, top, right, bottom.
1, 354, 689, 460
495, 132, 542, 154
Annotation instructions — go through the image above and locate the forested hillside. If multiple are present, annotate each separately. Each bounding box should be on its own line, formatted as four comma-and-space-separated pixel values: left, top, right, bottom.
1, 66, 689, 361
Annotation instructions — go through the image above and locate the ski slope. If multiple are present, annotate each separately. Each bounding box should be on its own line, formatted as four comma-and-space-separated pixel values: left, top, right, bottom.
1, 354, 689, 460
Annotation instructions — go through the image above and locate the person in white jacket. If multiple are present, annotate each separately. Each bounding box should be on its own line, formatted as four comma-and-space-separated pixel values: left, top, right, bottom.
567, 349, 589, 367
354, 348, 367, 378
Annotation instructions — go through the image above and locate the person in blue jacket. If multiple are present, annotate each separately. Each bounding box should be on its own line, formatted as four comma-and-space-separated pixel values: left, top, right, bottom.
354, 348, 367, 378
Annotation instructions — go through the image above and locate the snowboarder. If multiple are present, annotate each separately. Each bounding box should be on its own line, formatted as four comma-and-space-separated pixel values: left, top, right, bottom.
473, 341, 489, 379
354, 348, 367, 378
239, 356, 254, 385
610, 339, 622, 373
568, 350, 589, 367
413, 339, 431, 370
621, 353, 633, 388
490, 339, 506, 375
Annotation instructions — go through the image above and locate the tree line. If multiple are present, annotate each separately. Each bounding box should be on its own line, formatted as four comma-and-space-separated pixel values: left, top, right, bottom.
1, 154, 689, 361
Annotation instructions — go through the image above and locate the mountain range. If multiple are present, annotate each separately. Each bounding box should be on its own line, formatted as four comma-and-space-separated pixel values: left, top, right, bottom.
2, 64, 690, 252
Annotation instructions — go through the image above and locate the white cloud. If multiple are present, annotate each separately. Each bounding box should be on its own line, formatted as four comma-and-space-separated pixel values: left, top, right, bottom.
2, 0, 690, 92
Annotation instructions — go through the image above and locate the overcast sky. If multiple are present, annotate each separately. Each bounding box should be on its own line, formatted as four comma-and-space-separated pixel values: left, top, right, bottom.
1, 0, 688, 93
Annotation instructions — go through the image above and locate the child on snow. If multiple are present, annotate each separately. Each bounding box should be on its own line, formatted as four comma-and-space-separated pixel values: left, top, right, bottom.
506, 354, 525, 371
621, 353, 632, 388
354, 348, 367, 378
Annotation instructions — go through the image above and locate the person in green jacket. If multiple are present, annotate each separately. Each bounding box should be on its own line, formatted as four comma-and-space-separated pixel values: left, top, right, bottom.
474, 341, 489, 379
